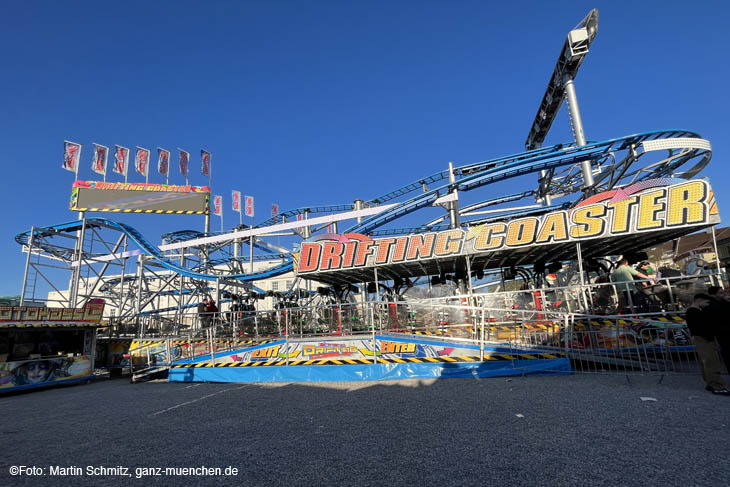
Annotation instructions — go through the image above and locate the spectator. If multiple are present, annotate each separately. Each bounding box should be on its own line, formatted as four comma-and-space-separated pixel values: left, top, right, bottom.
207, 298, 220, 329
707, 286, 730, 375
686, 293, 730, 395
197, 297, 209, 329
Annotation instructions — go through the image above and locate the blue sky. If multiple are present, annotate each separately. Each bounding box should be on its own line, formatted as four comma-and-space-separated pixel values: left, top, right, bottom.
1, 1, 729, 296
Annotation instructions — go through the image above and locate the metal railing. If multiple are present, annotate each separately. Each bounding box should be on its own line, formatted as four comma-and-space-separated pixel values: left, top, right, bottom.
106, 273, 727, 379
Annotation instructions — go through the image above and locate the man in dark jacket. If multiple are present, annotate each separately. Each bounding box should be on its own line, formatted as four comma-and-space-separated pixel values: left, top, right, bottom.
686, 293, 729, 395
707, 286, 730, 375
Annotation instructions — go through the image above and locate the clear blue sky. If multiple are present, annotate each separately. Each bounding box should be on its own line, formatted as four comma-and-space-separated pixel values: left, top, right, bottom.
1, 1, 729, 296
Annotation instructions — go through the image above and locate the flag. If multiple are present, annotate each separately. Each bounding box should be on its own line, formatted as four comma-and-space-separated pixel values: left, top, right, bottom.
62, 141, 81, 173
135, 147, 150, 178
271, 203, 279, 218
157, 148, 170, 178
201, 150, 211, 177
327, 223, 336, 234
112, 145, 129, 177
178, 149, 189, 178
232, 191, 241, 212
244, 195, 254, 218
91, 143, 109, 177
213, 195, 222, 216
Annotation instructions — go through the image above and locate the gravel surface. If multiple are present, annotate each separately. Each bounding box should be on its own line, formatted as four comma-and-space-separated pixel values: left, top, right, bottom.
1, 373, 729, 486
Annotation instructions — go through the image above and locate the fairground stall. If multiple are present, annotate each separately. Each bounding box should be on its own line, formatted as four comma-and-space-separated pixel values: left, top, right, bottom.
0, 300, 104, 392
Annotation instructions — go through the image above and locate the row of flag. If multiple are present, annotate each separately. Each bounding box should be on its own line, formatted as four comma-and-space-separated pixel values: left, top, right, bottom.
210, 196, 335, 233
62, 141, 211, 181
213, 192, 258, 218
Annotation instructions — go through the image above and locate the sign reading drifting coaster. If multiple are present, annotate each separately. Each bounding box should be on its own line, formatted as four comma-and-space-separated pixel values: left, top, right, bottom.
296, 179, 720, 275
69, 180, 211, 215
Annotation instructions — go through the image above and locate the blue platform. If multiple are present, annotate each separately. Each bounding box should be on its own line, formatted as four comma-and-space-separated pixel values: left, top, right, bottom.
168, 357, 571, 383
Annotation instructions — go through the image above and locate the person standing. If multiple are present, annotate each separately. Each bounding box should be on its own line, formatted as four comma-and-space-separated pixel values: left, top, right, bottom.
707, 286, 730, 375
686, 293, 730, 395
197, 297, 209, 330
207, 298, 220, 331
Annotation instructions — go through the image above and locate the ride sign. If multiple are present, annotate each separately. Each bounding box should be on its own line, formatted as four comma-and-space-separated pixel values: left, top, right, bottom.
296, 179, 720, 275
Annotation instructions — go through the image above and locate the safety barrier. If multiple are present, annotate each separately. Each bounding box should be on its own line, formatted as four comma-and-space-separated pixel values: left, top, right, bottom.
107, 284, 714, 380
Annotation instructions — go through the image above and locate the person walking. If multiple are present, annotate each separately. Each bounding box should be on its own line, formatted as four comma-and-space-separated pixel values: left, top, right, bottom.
686, 293, 730, 395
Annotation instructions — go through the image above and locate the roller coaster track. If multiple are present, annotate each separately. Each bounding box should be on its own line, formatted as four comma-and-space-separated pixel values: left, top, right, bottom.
15, 130, 711, 284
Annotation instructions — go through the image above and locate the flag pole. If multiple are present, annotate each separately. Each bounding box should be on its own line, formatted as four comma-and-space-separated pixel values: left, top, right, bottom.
250, 213, 254, 274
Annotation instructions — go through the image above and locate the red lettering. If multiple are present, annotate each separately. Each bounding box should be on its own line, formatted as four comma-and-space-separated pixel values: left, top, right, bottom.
298, 243, 321, 272
406, 234, 435, 260
391, 237, 409, 262
354, 241, 376, 266
374, 238, 395, 264
342, 241, 356, 268
320, 242, 344, 270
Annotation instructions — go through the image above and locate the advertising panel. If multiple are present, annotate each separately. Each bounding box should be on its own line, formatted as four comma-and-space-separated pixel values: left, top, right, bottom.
70, 180, 210, 214
0, 355, 92, 391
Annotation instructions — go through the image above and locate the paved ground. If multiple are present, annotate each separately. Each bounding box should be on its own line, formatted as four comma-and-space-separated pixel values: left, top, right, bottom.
0, 373, 729, 487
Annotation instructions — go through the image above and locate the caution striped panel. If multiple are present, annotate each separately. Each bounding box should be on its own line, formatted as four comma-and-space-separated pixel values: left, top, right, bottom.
0, 322, 105, 329
170, 353, 566, 368
74, 207, 206, 215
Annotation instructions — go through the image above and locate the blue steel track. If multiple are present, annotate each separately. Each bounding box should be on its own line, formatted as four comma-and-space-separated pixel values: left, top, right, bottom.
15, 130, 712, 283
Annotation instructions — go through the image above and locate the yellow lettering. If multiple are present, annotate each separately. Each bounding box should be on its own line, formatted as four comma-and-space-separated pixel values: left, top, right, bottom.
637, 189, 666, 231
535, 212, 568, 243
667, 181, 706, 226
474, 223, 506, 251
570, 204, 606, 238
506, 218, 539, 247
607, 196, 638, 234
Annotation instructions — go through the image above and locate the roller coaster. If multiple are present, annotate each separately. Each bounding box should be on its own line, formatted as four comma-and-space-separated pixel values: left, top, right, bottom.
13, 9, 719, 341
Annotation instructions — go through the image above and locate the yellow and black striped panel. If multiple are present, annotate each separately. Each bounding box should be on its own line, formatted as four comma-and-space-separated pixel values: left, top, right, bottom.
74, 207, 206, 215
170, 353, 566, 368
0, 322, 104, 328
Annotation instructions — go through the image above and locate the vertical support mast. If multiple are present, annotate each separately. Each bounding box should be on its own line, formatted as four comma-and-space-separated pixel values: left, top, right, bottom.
525, 9, 599, 196
564, 77, 594, 188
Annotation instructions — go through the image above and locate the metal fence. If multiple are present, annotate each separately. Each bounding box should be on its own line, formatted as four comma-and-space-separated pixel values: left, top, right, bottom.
119, 297, 713, 381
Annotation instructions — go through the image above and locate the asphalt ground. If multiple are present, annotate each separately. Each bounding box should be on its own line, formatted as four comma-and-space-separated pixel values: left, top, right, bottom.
1, 373, 729, 487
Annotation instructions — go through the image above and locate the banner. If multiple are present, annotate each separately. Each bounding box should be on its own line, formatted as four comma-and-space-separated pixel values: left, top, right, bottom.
157, 148, 170, 178
62, 141, 82, 173
201, 150, 211, 177
112, 145, 129, 177
271, 203, 279, 218
213, 195, 223, 216
91, 143, 109, 177
134, 147, 150, 178
179, 149, 189, 178
232, 191, 241, 213
296, 179, 720, 275
245, 195, 254, 218
70, 180, 210, 214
